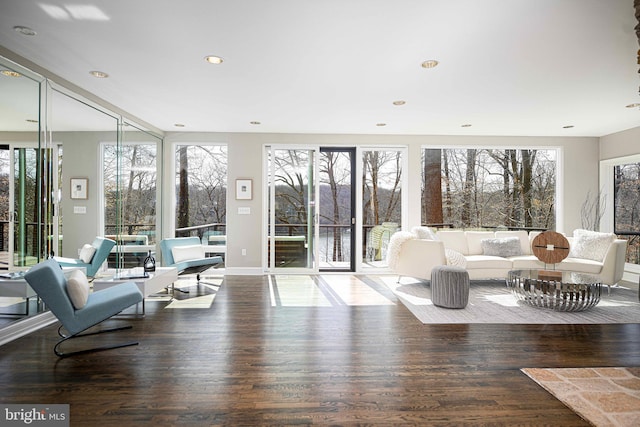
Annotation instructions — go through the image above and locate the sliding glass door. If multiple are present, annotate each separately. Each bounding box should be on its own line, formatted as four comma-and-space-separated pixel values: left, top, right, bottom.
319, 147, 355, 271
0, 144, 55, 268
265, 145, 405, 273
267, 146, 319, 272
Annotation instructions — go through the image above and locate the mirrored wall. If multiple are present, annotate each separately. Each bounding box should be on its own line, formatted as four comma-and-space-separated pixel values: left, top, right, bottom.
0, 55, 162, 331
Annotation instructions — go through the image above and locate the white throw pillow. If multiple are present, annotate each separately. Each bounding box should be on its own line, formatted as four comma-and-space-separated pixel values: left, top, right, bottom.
411, 226, 437, 240
445, 249, 467, 267
569, 229, 615, 262
171, 244, 205, 263
66, 269, 90, 309
79, 244, 96, 263
481, 237, 522, 257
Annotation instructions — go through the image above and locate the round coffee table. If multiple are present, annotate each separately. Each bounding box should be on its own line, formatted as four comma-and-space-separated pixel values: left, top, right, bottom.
507, 269, 602, 312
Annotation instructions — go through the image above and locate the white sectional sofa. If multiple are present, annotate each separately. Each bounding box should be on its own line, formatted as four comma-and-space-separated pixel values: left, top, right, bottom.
389, 228, 627, 286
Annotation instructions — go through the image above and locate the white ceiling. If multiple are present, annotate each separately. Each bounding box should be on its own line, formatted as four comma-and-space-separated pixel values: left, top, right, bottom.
0, 0, 639, 137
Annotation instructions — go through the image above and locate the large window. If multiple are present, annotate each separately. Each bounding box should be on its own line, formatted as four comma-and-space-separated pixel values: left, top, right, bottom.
614, 162, 640, 264
422, 148, 557, 230
362, 148, 404, 268
102, 142, 157, 267
173, 144, 227, 258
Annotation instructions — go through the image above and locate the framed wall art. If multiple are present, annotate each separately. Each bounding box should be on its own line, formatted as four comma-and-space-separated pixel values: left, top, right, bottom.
70, 177, 88, 199
236, 179, 253, 200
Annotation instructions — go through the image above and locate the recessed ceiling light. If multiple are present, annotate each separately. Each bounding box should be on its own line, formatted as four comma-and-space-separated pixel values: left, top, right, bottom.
205, 55, 224, 64
376, 123, 387, 127
562, 125, 574, 129
250, 121, 261, 125
1, 70, 22, 77
13, 25, 36, 36
421, 59, 439, 69
461, 124, 472, 128
625, 103, 640, 108
393, 100, 406, 106
174, 123, 185, 128
89, 70, 109, 78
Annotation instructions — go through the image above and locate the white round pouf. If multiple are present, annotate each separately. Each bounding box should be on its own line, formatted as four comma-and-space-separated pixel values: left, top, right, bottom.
430, 265, 470, 309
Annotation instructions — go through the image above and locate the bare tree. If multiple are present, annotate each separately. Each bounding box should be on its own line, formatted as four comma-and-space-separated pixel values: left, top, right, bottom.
422, 149, 443, 225
178, 146, 189, 229
461, 149, 477, 226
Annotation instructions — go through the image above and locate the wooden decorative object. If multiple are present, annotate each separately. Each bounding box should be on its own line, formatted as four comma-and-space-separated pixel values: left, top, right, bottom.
532, 231, 570, 265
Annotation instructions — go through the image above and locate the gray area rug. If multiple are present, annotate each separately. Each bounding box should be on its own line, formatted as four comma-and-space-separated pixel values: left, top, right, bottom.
384, 277, 640, 324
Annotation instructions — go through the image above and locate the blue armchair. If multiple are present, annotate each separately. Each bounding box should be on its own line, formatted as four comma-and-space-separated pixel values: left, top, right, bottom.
24, 258, 143, 358
54, 237, 115, 277
160, 237, 222, 290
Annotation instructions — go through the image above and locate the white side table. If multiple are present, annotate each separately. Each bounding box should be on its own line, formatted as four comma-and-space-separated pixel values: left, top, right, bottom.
93, 267, 178, 315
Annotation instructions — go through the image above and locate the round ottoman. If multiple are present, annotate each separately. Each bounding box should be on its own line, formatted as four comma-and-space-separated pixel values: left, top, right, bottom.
430, 265, 470, 309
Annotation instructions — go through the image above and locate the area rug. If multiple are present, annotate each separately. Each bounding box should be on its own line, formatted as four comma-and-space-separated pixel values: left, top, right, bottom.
380, 276, 640, 324
522, 367, 640, 427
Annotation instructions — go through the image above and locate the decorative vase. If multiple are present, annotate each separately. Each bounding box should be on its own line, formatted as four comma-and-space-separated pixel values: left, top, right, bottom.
144, 250, 156, 272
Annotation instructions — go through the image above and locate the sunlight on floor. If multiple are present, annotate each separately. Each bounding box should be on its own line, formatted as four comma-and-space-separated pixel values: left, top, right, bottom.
270, 275, 396, 307
165, 294, 216, 309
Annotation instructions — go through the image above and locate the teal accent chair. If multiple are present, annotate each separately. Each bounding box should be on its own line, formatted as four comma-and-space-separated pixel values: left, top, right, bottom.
54, 237, 115, 277
160, 237, 222, 289
24, 258, 143, 358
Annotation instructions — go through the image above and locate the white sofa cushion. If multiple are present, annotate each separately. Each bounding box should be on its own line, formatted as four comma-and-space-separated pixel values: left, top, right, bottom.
171, 244, 205, 263
510, 255, 545, 270
556, 257, 603, 274
436, 230, 469, 255
66, 269, 90, 309
465, 231, 496, 255
464, 255, 513, 270
569, 229, 616, 262
495, 230, 532, 255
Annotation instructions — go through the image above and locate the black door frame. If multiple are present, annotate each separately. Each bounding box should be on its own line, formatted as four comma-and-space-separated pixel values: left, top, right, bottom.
319, 147, 356, 272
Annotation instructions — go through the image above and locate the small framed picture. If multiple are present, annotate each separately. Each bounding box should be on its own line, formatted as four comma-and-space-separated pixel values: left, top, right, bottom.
236, 179, 252, 200
70, 177, 88, 199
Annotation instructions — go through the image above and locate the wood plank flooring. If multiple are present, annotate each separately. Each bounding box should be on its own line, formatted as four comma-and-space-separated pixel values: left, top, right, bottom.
0, 274, 639, 426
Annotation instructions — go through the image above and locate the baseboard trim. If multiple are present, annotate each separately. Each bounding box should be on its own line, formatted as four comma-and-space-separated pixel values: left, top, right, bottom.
223, 267, 265, 275
0, 311, 57, 347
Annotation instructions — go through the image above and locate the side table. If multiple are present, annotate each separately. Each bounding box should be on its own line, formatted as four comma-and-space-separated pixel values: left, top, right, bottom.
93, 267, 178, 315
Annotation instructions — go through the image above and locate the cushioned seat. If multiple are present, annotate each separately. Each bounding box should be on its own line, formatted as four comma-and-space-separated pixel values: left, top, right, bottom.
430, 265, 470, 309
464, 255, 513, 270
54, 236, 115, 277
24, 258, 143, 357
510, 255, 545, 270
555, 258, 604, 274
160, 237, 223, 289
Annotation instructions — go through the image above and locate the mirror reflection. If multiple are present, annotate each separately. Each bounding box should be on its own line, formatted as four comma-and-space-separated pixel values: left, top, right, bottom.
0, 59, 42, 326
0, 56, 161, 333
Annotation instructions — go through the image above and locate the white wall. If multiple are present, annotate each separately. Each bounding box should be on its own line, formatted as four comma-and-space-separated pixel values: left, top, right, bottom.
599, 126, 640, 160
56, 131, 113, 257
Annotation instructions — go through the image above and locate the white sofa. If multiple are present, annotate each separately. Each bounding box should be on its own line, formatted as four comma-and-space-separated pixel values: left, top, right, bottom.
389, 228, 628, 286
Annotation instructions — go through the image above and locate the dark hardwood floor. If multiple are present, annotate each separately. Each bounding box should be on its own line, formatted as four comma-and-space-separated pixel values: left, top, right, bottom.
1, 275, 639, 426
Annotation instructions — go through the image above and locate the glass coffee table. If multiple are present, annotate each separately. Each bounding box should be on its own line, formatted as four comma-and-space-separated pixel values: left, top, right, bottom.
507, 269, 602, 312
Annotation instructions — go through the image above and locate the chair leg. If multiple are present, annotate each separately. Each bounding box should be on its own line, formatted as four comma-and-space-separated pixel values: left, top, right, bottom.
54, 324, 139, 358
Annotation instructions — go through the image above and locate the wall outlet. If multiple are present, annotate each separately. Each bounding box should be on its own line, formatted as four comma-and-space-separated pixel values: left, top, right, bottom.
241, 249, 247, 256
